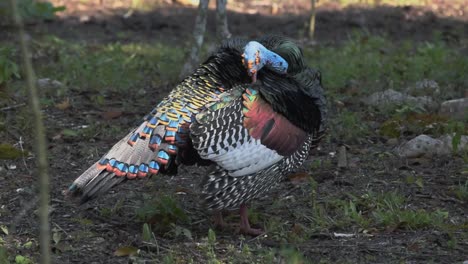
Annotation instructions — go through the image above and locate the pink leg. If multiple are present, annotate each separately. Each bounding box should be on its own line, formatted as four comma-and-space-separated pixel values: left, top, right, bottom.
239, 204, 263, 236
213, 211, 227, 229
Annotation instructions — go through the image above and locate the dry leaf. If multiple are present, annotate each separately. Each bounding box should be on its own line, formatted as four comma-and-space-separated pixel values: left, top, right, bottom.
291, 223, 305, 235
114, 246, 139, 257
287, 172, 310, 184
174, 187, 190, 195
101, 111, 123, 120
56, 98, 71, 110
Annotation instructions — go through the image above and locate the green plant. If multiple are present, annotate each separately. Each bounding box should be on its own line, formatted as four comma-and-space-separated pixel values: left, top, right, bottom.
340, 199, 371, 228
206, 229, 221, 264
279, 247, 306, 264
14, 255, 32, 264
453, 180, 468, 202
331, 110, 369, 143
0, 47, 20, 86
444, 121, 466, 152
368, 192, 448, 229
136, 195, 188, 231
0, 0, 65, 23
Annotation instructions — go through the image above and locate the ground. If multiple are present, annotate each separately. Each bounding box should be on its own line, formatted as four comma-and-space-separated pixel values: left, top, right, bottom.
0, 0, 467, 263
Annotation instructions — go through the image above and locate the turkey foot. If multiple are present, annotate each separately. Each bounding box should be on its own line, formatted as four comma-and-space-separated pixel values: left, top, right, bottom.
239, 204, 263, 236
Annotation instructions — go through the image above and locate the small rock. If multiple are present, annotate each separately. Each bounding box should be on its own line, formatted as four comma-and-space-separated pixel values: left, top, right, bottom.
439, 98, 468, 121
36, 78, 63, 89
398, 134, 451, 158
363, 89, 435, 110
406, 79, 440, 97
7, 164, 16, 170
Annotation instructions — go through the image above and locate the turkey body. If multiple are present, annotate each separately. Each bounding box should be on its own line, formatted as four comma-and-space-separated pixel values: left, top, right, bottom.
68, 36, 327, 233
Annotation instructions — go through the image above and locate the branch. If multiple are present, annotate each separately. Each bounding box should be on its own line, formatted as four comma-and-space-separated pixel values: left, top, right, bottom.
10, 1, 51, 263
308, 0, 317, 39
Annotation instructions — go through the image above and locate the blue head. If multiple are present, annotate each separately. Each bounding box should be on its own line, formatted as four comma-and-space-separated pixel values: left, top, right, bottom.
242, 41, 289, 83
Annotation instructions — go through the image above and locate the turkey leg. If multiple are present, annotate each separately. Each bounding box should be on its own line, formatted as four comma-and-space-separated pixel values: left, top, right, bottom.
213, 211, 227, 229
239, 204, 263, 236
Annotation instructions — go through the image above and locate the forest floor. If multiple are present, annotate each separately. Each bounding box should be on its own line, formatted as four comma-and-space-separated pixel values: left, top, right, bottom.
0, 0, 467, 263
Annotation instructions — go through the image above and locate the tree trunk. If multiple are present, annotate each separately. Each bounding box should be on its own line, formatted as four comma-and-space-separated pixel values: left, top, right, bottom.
308, 0, 317, 40
216, 0, 231, 39
179, 0, 209, 79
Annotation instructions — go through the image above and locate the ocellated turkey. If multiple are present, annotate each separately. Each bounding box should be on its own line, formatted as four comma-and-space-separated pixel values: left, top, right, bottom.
67, 35, 327, 235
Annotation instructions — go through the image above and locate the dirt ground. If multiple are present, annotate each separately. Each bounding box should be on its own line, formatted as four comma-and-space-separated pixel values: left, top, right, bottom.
0, 0, 467, 263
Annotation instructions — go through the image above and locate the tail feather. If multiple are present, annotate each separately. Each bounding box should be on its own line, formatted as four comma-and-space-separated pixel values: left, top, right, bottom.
80, 171, 126, 203
67, 119, 180, 200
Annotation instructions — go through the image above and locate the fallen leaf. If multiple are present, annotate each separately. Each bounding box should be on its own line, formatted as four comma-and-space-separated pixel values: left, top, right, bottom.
142, 224, 152, 242
61, 129, 79, 138
53, 231, 61, 245
114, 246, 139, 257
23, 241, 33, 249
287, 172, 310, 184
0, 144, 26, 160
0, 225, 8, 235
101, 111, 123, 120
55, 98, 71, 110
291, 223, 305, 235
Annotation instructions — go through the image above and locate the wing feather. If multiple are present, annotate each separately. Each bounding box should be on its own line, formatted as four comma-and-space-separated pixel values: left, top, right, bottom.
191, 85, 308, 177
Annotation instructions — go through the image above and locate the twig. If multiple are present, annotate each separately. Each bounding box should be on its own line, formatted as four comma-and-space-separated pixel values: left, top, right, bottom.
10, 0, 51, 263
17, 136, 29, 171
0, 103, 26, 111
